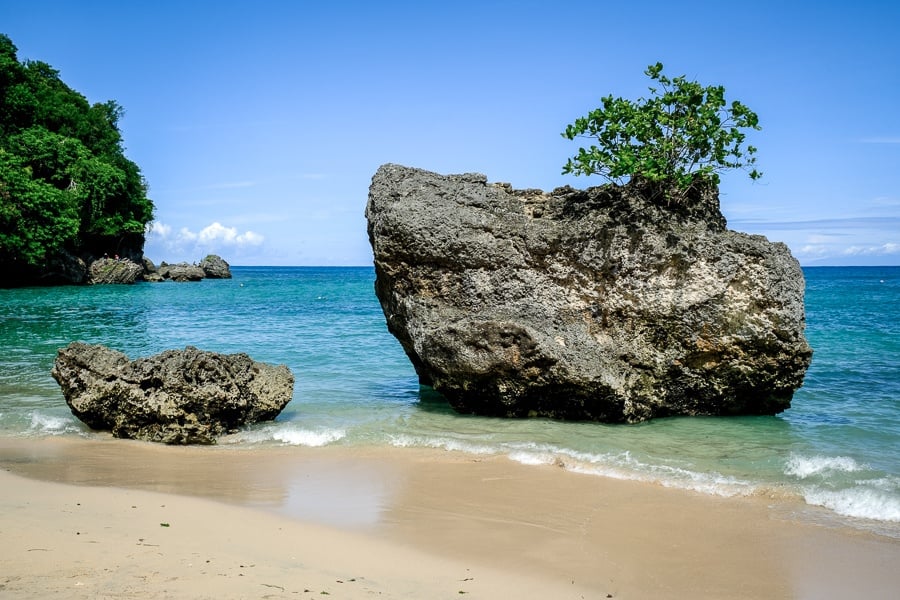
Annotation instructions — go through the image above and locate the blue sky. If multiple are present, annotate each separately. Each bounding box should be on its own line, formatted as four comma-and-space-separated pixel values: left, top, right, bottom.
3, 1, 898, 266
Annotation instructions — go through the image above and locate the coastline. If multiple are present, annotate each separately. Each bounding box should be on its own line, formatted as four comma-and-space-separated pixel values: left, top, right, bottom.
2, 437, 899, 599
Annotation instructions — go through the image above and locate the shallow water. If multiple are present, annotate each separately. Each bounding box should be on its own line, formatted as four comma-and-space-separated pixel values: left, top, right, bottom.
1, 266, 898, 533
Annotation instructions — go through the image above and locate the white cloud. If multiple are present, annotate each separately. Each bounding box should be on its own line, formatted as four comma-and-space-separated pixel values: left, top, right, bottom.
842, 243, 900, 256
147, 222, 171, 237
196, 222, 264, 246
798, 244, 828, 257
178, 226, 198, 242
145, 221, 265, 261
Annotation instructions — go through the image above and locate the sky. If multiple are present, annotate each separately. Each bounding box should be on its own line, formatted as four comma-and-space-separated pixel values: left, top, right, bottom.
2, 1, 898, 266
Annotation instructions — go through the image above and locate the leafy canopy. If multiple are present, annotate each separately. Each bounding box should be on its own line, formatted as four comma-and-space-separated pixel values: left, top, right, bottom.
562, 63, 761, 199
0, 33, 153, 269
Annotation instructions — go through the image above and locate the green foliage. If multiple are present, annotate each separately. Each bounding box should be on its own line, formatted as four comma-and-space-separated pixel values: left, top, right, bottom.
562, 63, 761, 200
0, 149, 80, 265
0, 33, 153, 270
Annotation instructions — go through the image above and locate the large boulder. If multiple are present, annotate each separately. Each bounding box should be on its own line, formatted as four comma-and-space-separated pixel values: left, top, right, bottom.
366, 164, 813, 422
88, 257, 144, 284
199, 254, 232, 278
51, 343, 295, 444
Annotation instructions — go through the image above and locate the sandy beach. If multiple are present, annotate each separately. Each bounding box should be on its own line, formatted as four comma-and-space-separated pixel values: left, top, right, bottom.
1, 437, 898, 599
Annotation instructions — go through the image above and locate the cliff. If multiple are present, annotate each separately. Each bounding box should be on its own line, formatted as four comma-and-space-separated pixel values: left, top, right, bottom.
366, 164, 812, 422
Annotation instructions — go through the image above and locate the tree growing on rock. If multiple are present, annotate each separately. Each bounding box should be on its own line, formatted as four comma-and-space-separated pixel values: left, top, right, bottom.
561, 63, 762, 202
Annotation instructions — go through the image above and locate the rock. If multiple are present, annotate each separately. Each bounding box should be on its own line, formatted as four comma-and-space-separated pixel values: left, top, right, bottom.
199, 254, 232, 278
141, 256, 164, 282
88, 257, 144, 284
158, 262, 205, 282
41, 249, 88, 285
366, 164, 813, 422
51, 343, 295, 444
142, 255, 158, 274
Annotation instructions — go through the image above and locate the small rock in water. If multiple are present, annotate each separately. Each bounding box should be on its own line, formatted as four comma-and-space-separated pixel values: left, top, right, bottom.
51, 342, 294, 444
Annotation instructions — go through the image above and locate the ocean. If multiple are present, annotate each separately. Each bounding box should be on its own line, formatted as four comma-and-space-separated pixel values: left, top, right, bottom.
1, 266, 898, 536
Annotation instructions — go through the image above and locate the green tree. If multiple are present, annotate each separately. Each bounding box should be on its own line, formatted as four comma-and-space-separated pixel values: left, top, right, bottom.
562, 63, 761, 201
0, 33, 153, 276
0, 149, 80, 266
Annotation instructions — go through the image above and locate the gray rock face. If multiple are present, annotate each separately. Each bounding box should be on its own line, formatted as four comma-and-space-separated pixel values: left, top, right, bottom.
51, 343, 295, 444
199, 254, 232, 278
366, 164, 813, 422
158, 262, 206, 282
43, 249, 88, 285
88, 257, 144, 284
141, 256, 164, 282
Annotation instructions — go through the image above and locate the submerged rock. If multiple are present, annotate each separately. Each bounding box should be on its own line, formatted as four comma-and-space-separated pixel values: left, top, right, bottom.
366, 164, 812, 422
52, 343, 294, 444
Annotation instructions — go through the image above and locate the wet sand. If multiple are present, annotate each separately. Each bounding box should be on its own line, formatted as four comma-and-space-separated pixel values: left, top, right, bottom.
1, 436, 898, 599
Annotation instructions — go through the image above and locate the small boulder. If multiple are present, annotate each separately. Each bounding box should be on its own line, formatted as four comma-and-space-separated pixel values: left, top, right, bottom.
142, 256, 164, 282
199, 254, 232, 279
51, 343, 295, 444
159, 262, 205, 282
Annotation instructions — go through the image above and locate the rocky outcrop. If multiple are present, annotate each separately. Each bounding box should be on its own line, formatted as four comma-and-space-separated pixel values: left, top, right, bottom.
43, 250, 88, 285
366, 164, 813, 423
142, 256, 164, 282
51, 343, 294, 444
158, 262, 206, 282
146, 255, 232, 282
199, 254, 232, 279
1, 234, 145, 288
88, 257, 144, 284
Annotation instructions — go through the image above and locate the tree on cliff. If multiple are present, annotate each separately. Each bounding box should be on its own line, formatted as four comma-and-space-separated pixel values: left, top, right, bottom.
561, 63, 761, 201
0, 33, 153, 274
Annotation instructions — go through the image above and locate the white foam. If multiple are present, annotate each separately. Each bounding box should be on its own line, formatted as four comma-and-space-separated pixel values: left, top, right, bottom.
803, 486, 900, 522
653, 467, 751, 497
785, 454, 866, 479
28, 412, 77, 435
273, 428, 346, 447
505, 444, 752, 497
389, 434, 497, 455
507, 450, 558, 466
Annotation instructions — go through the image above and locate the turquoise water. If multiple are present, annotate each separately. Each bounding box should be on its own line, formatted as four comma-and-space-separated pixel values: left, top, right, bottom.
1, 266, 898, 532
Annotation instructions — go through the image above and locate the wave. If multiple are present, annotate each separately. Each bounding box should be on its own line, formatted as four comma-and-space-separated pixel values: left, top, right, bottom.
388, 433, 499, 455
785, 454, 867, 478
26, 411, 84, 436
507, 443, 755, 498
389, 434, 755, 498
231, 425, 346, 447
802, 485, 900, 522
272, 427, 346, 447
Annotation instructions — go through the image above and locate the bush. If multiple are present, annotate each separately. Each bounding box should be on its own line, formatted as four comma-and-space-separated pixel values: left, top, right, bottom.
562, 63, 761, 202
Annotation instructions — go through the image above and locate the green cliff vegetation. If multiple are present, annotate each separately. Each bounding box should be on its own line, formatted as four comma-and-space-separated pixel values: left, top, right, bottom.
562, 62, 761, 203
0, 33, 153, 278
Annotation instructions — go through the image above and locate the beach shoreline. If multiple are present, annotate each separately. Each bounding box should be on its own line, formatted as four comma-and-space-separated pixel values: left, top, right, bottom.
2, 436, 899, 599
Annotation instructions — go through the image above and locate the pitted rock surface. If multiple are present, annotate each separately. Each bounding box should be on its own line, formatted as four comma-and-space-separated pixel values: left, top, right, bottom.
52, 343, 294, 444
366, 164, 812, 422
